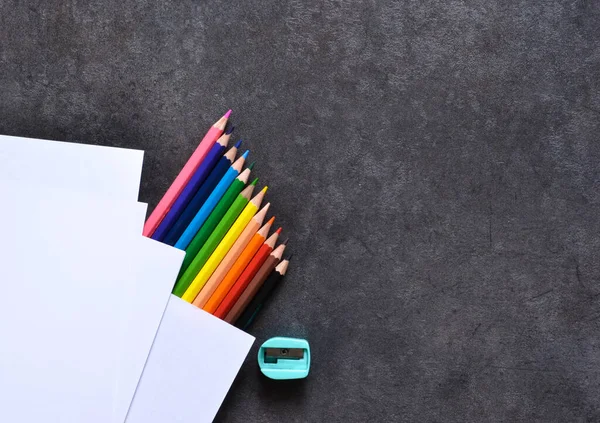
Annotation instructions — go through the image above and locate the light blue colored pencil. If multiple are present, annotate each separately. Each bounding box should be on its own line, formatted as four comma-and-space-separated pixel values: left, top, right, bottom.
175, 150, 249, 250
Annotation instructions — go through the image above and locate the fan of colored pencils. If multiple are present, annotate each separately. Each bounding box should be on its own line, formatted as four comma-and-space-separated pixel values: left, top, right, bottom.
143, 110, 290, 330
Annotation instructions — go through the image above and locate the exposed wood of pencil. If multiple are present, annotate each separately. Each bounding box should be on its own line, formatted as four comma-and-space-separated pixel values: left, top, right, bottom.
230, 154, 246, 172
236, 167, 251, 185
249, 186, 267, 208
274, 257, 289, 275
238, 184, 255, 201
270, 241, 287, 260
215, 132, 231, 148
256, 216, 274, 238
214, 111, 230, 131
264, 231, 279, 249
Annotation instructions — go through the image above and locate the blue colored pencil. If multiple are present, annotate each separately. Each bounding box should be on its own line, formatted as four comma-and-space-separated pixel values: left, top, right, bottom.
163, 143, 240, 246
151, 132, 233, 241
175, 151, 249, 250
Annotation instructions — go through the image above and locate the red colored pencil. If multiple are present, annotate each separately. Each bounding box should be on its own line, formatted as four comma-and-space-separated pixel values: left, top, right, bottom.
213, 234, 284, 319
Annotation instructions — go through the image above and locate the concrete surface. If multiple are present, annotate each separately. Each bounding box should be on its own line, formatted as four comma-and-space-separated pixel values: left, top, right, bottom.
1, 1, 600, 421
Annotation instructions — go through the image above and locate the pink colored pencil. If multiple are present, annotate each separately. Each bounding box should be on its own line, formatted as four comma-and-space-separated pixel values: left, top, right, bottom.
143, 110, 231, 237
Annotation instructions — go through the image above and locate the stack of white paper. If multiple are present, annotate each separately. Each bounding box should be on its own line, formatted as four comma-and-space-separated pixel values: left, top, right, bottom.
0, 135, 254, 423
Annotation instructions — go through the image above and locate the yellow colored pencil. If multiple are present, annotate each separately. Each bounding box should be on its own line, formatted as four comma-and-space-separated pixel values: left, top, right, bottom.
192, 211, 273, 308
182, 187, 268, 302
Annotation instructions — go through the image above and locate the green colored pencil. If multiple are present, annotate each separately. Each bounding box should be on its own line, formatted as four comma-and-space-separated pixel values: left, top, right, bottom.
173, 183, 256, 297
177, 168, 255, 278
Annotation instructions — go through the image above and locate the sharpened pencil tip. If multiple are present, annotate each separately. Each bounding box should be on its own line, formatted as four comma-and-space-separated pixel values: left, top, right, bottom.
241, 150, 249, 159
234, 139, 242, 148
275, 227, 282, 234
247, 161, 255, 170
282, 237, 289, 245
224, 109, 232, 119
261, 186, 268, 193
250, 177, 258, 186
225, 124, 235, 135
285, 254, 293, 261
267, 216, 276, 225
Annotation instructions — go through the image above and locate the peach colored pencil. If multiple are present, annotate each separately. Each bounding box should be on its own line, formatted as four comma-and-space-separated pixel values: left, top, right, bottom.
193, 213, 274, 308
224, 242, 287, 323
143, 110, 231, 237
181, 188, 268, 302
203, 228, 281, 314
213, 232, 281, 318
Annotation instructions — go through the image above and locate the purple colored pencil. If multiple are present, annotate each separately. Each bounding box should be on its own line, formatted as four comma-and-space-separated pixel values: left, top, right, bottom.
162, 142, 241, 246
151, 130, 233, 241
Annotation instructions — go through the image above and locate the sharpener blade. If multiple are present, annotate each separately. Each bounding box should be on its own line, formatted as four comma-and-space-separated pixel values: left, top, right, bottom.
264, 348, 304, 363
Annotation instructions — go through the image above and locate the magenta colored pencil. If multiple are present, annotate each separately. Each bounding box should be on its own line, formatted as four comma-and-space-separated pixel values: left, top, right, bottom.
151, 130, 233, 241
143, 110, 231, 237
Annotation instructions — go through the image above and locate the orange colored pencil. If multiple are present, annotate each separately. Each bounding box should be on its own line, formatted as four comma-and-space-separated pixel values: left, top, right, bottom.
213, 234, 283, 319
224, 242, 287, 323
192, 209, 272, 308
203, 228, 280, 314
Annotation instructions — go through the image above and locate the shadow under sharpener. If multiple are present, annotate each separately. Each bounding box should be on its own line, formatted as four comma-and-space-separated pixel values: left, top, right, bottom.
257, 337, 310, 380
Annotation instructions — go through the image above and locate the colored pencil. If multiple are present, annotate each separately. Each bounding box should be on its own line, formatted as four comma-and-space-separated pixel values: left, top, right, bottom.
192, 213, 274, 309
185, 204, 270, 306
225, 244, 287, 323
173, 151, 248, 249
235, 256, 291, 329
202, 223, 278, 313
179, 188, 268, 302
177, 170, 255, 278
172, 184, 258, 296
151, 131, 233, 241
143, 110, 230, 237
173, 185, 256, 297
163, 143, 239, 246
212, 234, 283, 318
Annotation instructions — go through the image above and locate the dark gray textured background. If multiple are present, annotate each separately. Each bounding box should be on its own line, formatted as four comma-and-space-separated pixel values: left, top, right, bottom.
1, 1, 600, 421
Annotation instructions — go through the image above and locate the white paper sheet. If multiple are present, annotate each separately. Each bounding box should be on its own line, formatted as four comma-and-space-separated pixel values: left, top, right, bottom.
0, 135, 154, 421
0, 135, 251, 423
0, 183, 147, 423
0, 134, 144, 201
113, 238, 185, 422
125, 296, 255, 423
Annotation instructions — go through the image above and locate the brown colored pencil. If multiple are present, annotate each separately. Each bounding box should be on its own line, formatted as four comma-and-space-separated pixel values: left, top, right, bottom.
223, 241, 287, 323
235, 256, 291, 329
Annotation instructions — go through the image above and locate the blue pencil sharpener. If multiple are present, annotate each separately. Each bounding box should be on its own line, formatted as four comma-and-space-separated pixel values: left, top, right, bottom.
257, 337, 310, 380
